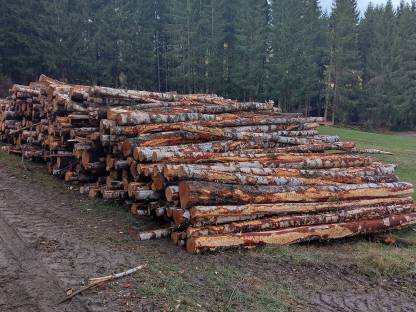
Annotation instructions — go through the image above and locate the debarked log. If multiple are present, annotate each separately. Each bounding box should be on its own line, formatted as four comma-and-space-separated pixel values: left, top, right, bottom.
198, 115, 325, 127
152, 152, 372, 168
186, 204, 416, 237
189, 197, 414, 225
176, 167, 342, 186
135, 140, 282, 161
148, 101, 273, 114
110, 122, 320, 136
180, 124, 339, 144
91, 85, 232, 104
186, 213, 416, 253
139, 142, 356, 162
116, 111, 217, 126
174, 163, 396, 184
122, 131, 216, 156
179, 181, 413, 209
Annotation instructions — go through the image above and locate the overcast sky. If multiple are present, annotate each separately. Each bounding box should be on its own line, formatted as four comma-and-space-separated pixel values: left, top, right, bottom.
320, 0, 411, 14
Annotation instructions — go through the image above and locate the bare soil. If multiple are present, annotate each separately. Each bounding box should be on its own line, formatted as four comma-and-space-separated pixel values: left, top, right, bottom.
0, 161, 415, 312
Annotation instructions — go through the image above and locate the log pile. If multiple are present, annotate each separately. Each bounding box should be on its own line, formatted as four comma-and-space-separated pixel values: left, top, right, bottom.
1, 75, 415, 253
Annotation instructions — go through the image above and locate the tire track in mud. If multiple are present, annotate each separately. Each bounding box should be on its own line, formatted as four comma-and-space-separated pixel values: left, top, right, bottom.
240, 238, 416, 312
285, 261, 416, 312
0, 209, 87, 312
0, 167, 145, 311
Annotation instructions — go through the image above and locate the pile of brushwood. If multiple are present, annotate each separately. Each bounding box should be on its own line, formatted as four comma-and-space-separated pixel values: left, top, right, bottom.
1, 75, 415, 253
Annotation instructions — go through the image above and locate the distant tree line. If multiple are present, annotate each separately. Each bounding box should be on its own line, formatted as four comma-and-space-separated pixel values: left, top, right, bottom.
0, 0, 415, 130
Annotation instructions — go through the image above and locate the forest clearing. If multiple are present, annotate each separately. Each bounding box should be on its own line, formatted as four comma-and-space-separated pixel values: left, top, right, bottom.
0, 126, 415, 311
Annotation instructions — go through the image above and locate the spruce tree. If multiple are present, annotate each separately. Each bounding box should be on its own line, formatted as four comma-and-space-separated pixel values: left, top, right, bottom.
231, 0, 269, 100
330, 0, 361, 124
301, 0, 328, 116
0, 0, 49, 83
390, 3, 416, 129
268, 0, 305, 111
122, 0, 157, 90
359, 1, 397, 128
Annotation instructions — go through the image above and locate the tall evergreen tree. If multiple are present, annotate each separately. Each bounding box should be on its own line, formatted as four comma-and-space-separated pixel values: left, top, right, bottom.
269, 0, 305, 111
301, 0, 328, 116
390, 2, 416, 129
330, 0, 361, 124
0, 1, 50, 83
269, 0, 326, 114
359, 1, 397, 128
230, 0, 269, 100
122, 0, 157, 90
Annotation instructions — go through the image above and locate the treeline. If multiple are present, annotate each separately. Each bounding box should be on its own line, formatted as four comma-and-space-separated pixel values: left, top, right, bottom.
0, 0, 415, 129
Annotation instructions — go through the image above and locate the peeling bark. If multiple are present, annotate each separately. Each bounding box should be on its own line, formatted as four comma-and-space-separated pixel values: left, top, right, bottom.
179, 181, 413, 209
187, 204, 416, 237
187, 213, 416, 253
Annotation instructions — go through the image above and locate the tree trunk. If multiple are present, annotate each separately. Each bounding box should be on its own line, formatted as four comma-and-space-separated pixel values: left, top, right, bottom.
179, 181, 413, 209
146, 142, 357, 163
186, 213, 416, 253
122, 131, 216, 156
189, 197, 414, 226
187, 204, 416, 237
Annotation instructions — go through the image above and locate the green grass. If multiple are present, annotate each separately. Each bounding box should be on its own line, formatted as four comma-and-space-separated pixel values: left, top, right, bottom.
319, 126, 416, 198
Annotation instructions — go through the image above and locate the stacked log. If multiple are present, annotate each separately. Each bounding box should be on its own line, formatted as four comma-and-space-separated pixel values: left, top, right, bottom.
0, 75, 415, 254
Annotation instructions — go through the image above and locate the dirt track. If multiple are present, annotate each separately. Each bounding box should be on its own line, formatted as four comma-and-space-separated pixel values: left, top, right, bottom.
0, 162, 415, 312
0, 164, 157, 312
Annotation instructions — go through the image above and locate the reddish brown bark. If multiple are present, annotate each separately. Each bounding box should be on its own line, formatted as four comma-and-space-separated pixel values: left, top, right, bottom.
187, 213, 416, 253
179, 181, 413, 209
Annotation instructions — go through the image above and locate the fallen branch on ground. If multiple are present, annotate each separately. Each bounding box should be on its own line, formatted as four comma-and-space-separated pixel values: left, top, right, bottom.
59, 264, 146, 304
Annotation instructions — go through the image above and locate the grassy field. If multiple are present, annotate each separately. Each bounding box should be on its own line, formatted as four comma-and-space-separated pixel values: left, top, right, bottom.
0, 127, 416, 311
320, 126, 416, 197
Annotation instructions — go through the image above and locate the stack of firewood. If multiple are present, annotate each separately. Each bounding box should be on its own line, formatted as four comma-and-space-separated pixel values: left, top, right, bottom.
1, 75, 415, 253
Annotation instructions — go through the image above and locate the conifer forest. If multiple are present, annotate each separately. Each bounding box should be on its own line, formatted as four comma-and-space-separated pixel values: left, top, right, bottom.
0, 0, 415, 130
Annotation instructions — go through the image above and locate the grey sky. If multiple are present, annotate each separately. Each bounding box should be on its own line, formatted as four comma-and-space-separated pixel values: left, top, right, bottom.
320, 0, 412, 14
